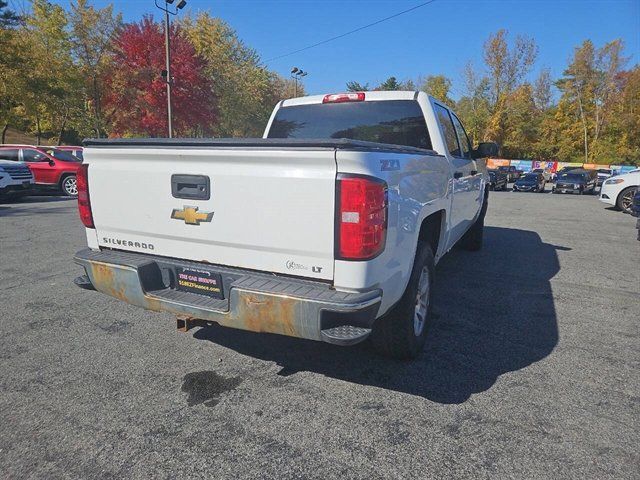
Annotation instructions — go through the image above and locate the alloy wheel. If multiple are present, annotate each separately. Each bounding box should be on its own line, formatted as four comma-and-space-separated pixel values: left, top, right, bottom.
63, 176, 78, 196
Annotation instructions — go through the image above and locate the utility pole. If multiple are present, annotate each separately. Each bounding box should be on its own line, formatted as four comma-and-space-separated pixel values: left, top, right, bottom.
155, 0, 187, 138
164, 7, 172, 138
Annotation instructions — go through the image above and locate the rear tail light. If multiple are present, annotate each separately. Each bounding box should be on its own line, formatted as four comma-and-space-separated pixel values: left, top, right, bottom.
337, 175, 387, 260
77, 164, 94, 228
323, 92, 365, 104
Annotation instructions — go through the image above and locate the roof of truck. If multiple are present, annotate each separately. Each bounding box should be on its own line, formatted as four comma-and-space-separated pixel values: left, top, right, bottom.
280, 90, 424, 107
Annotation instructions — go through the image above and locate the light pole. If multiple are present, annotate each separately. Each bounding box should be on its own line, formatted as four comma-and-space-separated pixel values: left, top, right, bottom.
290, 67, 308, 97
154, 0, 187, 138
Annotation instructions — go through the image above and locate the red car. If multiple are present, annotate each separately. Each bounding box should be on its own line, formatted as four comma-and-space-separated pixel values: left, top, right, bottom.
0, 145, 82, 196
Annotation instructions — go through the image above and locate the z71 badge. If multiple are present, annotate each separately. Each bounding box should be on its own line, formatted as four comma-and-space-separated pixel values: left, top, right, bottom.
171, 206, 214, 225
380, 159, 400, 171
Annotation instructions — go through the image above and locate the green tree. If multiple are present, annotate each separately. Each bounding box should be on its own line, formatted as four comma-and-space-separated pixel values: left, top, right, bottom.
346, 81, 369, 92
419, 75, 454, 107
181, 12, 297, 137
376, 76, 401, 91
16, 0, 81, 144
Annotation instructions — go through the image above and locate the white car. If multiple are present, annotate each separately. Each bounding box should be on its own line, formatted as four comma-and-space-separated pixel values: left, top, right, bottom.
73, 91, 498, 359
0, 159, 34, 200
600, 170, 640, 214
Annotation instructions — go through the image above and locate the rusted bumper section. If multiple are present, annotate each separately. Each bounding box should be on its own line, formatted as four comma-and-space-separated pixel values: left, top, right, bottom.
73, 248, 381, 345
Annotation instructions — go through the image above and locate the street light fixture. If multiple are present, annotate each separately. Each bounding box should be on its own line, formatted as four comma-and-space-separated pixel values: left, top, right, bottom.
290, 67, 308, 97
154, 0, 187, 138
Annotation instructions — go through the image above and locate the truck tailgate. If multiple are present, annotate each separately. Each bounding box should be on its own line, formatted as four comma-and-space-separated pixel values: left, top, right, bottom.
86, 147, 336, 280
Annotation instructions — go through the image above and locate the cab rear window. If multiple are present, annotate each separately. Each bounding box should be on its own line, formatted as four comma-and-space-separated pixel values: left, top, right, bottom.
267, 100, 433, 150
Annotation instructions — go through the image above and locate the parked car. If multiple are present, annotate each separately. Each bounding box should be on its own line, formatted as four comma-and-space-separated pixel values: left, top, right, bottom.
596, 168, 612, 186
0, 145, 82, 196
513, 172, 546, 192
488, 169, 508, 191
497, 165, 521, 182
531, 168, 552, 182
55, 145, 84, 161
552, 166, 579, 182
0, 159, 34, 201
553, 169, 598, 194
73, 91, 498, 359
599, 170, 640, 214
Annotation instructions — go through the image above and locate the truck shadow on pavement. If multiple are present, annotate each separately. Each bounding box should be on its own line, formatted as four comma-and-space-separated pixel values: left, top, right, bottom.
193, 226, 561, 404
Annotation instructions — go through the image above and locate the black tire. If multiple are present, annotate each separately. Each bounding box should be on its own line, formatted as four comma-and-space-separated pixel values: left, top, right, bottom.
60, 174, 78, 197
617, 187, 636, 214
459, 193, 487, 251
370, 241, 435, 359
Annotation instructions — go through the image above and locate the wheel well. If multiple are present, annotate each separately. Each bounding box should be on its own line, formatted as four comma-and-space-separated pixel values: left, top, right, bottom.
418, 210, 444, 256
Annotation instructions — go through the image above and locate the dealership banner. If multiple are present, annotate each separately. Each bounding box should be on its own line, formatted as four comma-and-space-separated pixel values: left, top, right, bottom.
611, 165, 637, 175
487, 158, 510, 169
532, 160, 558, 172
510, 160, 533, 173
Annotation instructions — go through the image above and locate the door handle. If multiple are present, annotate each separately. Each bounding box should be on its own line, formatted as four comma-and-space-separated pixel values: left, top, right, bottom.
470, 170, 478, 176
453, 171, 463, 179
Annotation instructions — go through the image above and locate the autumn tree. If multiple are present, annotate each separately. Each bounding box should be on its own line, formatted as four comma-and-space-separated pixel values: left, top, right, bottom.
103, 16, 216, 137
68, 0, 122, 137
555, 39, 627, 162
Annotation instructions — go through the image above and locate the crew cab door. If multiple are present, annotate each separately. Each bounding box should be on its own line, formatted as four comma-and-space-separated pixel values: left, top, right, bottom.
21, 148, 56, 184
432, 103, 479, 242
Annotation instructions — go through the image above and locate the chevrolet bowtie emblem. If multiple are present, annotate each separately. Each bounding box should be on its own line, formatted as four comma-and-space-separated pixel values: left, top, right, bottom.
171, 206, 214, 225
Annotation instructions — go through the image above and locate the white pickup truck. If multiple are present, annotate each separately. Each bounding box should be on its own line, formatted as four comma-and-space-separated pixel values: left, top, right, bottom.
74, 91, 497, 358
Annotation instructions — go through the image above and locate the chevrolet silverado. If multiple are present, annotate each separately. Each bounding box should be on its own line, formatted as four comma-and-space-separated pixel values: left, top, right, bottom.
73, 91, 497, 358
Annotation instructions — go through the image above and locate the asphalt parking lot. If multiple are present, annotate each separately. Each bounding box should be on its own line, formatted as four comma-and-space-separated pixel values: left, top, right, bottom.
1, 189, 638, 479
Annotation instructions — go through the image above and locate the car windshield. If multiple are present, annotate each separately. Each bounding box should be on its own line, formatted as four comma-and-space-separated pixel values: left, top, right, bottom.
498, 166, 509, 171
597, 169, 611, 174
268, 100, 433, 150
560, 173, 585, 182
521, 174, 538, 181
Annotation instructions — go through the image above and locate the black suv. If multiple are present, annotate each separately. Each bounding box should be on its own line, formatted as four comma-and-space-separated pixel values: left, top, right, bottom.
488, 169, 508, 191
553, 169, 598, 194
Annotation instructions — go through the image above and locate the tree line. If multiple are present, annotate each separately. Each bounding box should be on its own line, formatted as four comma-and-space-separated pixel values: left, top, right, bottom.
0, 0, 299, 143
1, 2, 638, 165
347, 30, 639, 165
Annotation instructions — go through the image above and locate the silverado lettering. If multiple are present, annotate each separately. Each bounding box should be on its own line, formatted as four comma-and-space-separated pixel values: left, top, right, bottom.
102, 237, 154, 250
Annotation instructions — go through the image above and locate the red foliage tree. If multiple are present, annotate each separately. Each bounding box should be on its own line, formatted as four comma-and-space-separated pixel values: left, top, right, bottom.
104, 16, 216, 137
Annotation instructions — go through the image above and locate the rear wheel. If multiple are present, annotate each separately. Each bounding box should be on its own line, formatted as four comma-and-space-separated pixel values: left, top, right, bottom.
60, 175, 78, 197
617, 187, 636, 214
370, 241, 434, 359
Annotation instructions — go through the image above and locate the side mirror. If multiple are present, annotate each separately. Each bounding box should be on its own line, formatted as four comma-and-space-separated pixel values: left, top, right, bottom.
472, 142, 499, 159
48, 159, 55, 167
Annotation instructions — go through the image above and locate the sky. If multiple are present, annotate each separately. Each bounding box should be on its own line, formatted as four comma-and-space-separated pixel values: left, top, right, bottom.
15, 0, 640, 98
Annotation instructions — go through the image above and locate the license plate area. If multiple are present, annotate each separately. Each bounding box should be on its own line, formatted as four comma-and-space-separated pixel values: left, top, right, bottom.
175, 266, 224, 299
